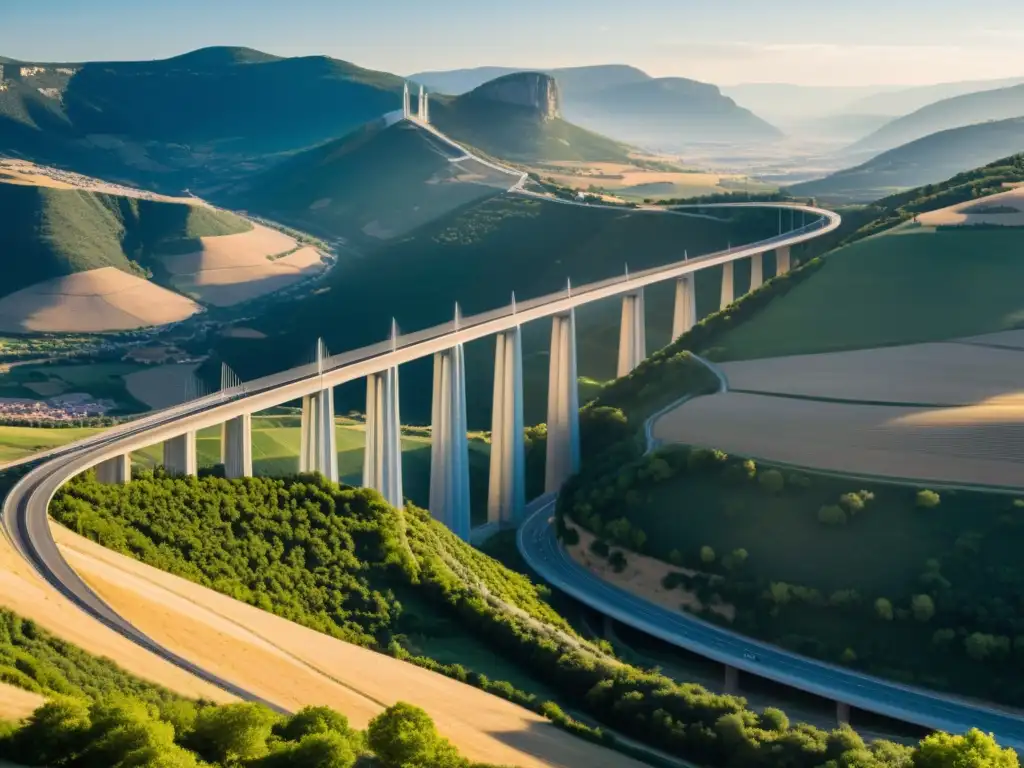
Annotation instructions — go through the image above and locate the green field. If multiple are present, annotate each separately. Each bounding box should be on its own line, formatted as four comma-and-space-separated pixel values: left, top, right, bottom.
0, 425, 105, 462
0, 182, 250, 299
712, 224, 1024, 360
131, 415, 495, 525
570, 445, 1024, 705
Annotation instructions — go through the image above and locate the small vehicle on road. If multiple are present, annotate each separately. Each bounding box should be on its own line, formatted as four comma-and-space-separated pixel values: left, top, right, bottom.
743, 650, 759, 662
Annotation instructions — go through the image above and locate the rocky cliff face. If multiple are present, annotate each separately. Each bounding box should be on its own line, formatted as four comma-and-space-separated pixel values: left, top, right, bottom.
466, 72, 560, 120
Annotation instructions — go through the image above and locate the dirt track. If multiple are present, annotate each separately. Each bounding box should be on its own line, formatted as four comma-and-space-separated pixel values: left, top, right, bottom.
657, 336, 1024, 490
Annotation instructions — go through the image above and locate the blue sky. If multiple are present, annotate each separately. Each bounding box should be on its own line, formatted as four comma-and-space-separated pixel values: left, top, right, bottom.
3, 0, 1024, 86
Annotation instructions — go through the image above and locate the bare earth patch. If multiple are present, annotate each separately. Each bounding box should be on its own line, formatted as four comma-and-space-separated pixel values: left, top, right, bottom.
917, 187, 1024, 227
720, 341, 1024, 406
565, 522, 734, 621
123, 363, 201, 410
657, 391, 1024, 490
0, 682, 45, 721
0, 268, 201, 333
161, 225, 327, 306
51, 526, 639, 768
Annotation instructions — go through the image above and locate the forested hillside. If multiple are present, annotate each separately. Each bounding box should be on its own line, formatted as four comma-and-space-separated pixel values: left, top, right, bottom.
0, 182, 250, 297
48, 470, 1019, 767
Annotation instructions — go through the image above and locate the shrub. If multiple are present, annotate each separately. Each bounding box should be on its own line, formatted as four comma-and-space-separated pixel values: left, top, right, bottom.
916, 489, 941, 509
589, 538, 610, 558
758, 469, 785, 494
787, 472, 812, 490
875, 598, 894, 621
608, 551, 628, 573
817, 505, 847, 526
700, 545, 716, 564
911, 594, 935, 622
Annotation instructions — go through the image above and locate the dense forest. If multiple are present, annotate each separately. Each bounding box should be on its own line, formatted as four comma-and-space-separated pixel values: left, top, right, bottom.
49, 471, 1018, 767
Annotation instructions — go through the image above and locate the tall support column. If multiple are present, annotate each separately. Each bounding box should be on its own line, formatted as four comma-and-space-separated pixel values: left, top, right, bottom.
545, 310, 580, 493
720, 261, 735, 310
418, 85, 426, 121
423, 92, 430, 124
776, 245, 791, 275
163, 431, 197, 477
488, 327, 525, 525
223, 414, 252, 479
96, 454, 131, 484
724, 665, 740, 694
299, 391, 339, 481
672, 276, 697, 340
617, 289, 646, 377
364, 367, 403, 508
429, 345, 471, 540
402, 82, 410, 119
750, 252, 764, 291
836, 701, 851, 725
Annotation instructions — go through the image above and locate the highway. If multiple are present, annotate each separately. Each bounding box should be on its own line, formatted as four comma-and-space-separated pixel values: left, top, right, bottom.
0, 119, 840, 724
517, 364, 1024, 748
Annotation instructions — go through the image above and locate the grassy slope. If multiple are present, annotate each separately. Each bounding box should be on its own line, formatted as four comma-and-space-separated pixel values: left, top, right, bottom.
790, 117, 1024, 202
714, 224, 1024, 359
0, 183, 250, 298
228, 121, 509, 245
432, 96, 633, 163
0, 426, 105, 463
704, 154, 1024, 360
216, 197, 777, 425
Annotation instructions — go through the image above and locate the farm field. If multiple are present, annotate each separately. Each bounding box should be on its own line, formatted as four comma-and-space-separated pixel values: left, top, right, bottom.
0, 425, 105, 464
710, 224, 1024, 361
656, 335, 1024, 489
0, 361, 150, 411
538, 160, 776, 201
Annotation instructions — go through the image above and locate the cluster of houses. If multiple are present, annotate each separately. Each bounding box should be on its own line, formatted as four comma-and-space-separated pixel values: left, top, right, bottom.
0, 393, 113, 424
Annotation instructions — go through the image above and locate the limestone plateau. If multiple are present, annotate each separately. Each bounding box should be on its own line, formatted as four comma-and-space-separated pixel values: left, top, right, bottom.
466, 72, 561, 120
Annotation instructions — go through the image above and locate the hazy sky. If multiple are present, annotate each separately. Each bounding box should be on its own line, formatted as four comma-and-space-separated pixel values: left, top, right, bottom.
3, 0, 1024, 87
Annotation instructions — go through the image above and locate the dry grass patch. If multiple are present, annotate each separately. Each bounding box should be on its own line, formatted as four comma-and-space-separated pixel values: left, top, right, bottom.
0, 682, 45, 721
123, 363, 201, 410
0, 268, 201, 333
918, 186, 1024, 227
52, 526, 642, 768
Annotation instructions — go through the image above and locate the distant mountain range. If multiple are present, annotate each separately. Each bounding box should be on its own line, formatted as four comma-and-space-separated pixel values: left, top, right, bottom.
0, 48, 630, 195
790, 117, 1024, 202
412, 65, 782, 149
848, 83, 1024, 154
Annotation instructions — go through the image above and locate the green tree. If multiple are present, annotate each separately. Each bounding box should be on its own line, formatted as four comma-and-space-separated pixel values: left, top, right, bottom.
700, 546, 716, 565
818, 505, 847, 526
186, 702, 279, 764
912, 728, 1018, 768
759, 707, 789, 732
916, 490, 941, 509
911, 594, 935, 622
368, 702, 463, 768
256, 732, 357, 768
875, 598, 894, 621
277, 706, 356, 743
758, 469, 785, 494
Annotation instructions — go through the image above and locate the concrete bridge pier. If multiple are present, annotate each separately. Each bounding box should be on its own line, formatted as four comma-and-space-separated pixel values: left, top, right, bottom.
720, 261, 735, 310
837, 701, 851, 725
223, 414, 253, 479
724, 664, 740, 694
750, 251, 764, 291
545, 310, 580, 493
299, 390, 339, 482
617, 289, 647, 377
672, 276, 697, 340
96, 454, 131, 484
163, 431, 197, 477
364, 367, 403, 508
488, 327, 525, 525
429, 344, 471, 540
776, 245, 791, 275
